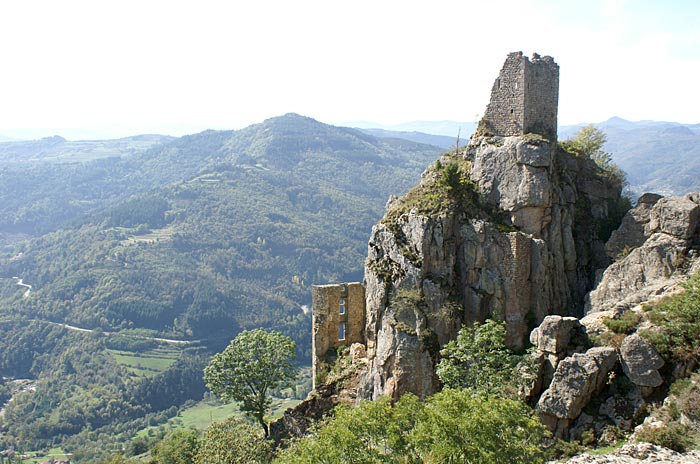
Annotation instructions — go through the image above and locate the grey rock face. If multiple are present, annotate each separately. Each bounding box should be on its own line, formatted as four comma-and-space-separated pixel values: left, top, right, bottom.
537, 347, 618, 425
359, 135, 621, 401
587, 192, 700, 314
469, 137, 553, 236
555, 442, 700, 464
647, 193, 700, 239
620, 334, 665, 387
530, 315, 582, 354
605, 193, 661, 260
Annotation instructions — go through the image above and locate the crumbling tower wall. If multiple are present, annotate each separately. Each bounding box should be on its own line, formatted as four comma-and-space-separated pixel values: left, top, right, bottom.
480, 51, 559, 141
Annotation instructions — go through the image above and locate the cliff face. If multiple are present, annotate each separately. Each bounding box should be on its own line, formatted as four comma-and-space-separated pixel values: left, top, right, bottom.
359, 135, 622, 400
586, 192, 700, 315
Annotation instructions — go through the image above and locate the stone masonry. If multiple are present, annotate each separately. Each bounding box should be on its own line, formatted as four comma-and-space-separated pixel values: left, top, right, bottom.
480, 51, 559, 141
311, 282, 365, 388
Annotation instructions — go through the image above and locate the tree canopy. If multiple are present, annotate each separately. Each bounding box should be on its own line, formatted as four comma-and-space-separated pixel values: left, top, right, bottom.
560, 124, 626, 188
275, 390, 547, 464
436, 320, 533, 397
203, 328, 296, 436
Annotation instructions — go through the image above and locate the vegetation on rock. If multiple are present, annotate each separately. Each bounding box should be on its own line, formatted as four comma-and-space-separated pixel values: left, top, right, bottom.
436, 320, 535, 397
640, 272, 700, 364
560, 124, 627, 189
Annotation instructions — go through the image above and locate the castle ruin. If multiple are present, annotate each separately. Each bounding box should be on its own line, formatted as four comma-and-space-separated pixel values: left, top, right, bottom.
480, 51, 559, 141
311, 51, 560, 390
311, 282, 365, 388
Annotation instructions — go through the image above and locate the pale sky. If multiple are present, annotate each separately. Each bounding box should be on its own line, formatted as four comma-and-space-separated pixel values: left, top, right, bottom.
1, 0, 698, 139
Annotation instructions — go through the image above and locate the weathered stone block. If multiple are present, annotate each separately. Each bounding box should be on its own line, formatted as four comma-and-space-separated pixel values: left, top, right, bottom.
620, 333, 664, 387
537, 347, 618, 424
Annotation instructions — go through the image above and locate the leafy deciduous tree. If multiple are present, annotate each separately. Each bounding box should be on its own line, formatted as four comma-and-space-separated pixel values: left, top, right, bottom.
436, 319, 526, 396
561, 124, 626, 188
203, 328, 296, 436
149, 429, 200, 464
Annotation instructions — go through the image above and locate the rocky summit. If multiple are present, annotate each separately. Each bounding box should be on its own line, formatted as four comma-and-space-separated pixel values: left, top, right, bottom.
275, 52, 700, 457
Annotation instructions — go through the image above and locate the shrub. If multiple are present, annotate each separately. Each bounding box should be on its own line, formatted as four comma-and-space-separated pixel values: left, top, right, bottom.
436, 320, 534, 398
603, 311, 641, 334
641, 272, 700, 363
635, 422, 693, 452
274, 391, 548, 464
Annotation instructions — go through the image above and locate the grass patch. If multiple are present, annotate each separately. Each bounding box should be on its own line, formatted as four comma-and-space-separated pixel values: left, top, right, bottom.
603, 310, 641, 334
122, 225, 176, 245
135, 397, 301, 438
107, 346, 180, 378
13, 447, 71, 464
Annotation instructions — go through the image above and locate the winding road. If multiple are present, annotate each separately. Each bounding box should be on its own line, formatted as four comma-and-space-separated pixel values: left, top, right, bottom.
4, 277, 192, 345
12, 276, 31, 297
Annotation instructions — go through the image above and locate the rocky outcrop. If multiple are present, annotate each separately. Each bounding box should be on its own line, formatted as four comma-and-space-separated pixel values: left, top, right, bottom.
528, 315, 587, 396
358, 133, 621, 400
620, 334, 665, 388
552, 442, 700, 464
537, 347, 618, 436
605, 193, 662, 259
531, 315, 583, 355
587, 192, 700, 314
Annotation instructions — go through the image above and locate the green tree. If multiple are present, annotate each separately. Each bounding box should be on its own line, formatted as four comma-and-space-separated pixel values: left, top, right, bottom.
195, 417, 271, 464
561, 124, 626, 188
149, 429, 200, 464
409, 389, 547, 464
274, 390, 546, 463
275, 394, 422, 464
436, 320, 525, 396
203, 328, 296, 436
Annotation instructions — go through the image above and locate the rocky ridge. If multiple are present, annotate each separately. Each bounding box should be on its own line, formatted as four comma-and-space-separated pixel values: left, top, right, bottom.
358, 132, 622, 401
551, 443, 700, 464
586, 192, 700, 315
274, 53, 700, 460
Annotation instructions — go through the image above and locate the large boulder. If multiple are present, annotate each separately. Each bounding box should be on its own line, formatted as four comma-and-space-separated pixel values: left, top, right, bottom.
605, 193, 661, 260
647, 193, 700, 239
620, 334, 665, 387
530, 315, 582, 354
537, 347, 618, 436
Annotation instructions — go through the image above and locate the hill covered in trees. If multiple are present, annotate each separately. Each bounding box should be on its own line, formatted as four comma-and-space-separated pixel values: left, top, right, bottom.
0, 114, 443, 457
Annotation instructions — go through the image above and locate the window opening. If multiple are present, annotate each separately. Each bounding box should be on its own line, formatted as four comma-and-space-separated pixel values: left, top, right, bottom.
339, 298, 346, 315
338, 322, 346, 341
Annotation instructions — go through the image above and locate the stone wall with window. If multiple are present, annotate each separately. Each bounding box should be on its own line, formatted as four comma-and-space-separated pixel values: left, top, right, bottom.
311, 282, 365, 387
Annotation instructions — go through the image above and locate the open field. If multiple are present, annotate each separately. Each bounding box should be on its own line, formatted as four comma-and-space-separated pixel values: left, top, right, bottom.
121, 225, 176, 245
107, 345, 181, 378
136, 397, 302, 438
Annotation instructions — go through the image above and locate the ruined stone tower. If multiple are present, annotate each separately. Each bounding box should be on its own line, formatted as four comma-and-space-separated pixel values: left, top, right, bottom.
311, 282, 365, 388
480, 51, 559, 141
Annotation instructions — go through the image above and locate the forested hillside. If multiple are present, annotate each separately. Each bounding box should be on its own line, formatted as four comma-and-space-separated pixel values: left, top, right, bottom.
0, 114, 442, 457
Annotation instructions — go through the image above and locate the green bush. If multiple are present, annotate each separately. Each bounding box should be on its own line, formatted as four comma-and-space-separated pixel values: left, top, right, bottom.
635, 422, 693, 452
603, 311, 641, 334
436, 320, 533, 397
274, 390, 548, 464
641, 272, 700, 362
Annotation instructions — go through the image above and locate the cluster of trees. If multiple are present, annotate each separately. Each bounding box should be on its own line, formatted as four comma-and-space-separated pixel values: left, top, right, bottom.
127, 324, 548, 463
0, 321, 207, 458
0, 115, 442, 456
